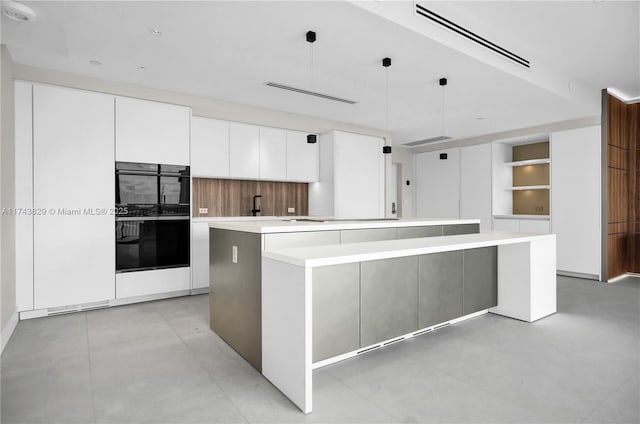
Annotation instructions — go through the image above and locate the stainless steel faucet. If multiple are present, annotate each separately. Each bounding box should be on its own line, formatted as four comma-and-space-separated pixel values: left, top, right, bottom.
251, 195, 262, 216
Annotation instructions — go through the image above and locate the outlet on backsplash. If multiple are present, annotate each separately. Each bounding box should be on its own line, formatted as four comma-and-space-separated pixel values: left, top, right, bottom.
199, 208, 208, 214
288, 207, 295, 214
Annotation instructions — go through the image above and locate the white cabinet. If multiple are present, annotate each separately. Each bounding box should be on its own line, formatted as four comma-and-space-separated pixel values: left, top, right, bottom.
259, 126, 287, 180
116, 268, 190, 299
551, 126, 601, 279
191, 222, 210, 290
460, 144, 493, 231
229, 122, 260, 179
493, 217, 550, 233
15, 81, 34, 312
414, 148, 460, 218
286, 130, 319, 182
32, 84, 115, 309
115, 96, 190, 165
309, 131, 385, 219
191, 116, 230, 178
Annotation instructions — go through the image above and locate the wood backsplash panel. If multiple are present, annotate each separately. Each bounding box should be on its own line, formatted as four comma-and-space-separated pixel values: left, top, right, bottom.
193, 178, 308, 217
512, 189, 549, 215
512, 142, 549, 161
512, 163, 550, 187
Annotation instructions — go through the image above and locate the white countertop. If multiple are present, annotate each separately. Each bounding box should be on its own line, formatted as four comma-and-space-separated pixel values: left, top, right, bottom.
207, 218, 480, 234
493, 214, 550, 220
262, 231, 555, 267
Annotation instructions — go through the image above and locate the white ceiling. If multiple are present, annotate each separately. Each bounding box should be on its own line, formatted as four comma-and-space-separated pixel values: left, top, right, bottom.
2, 1, 638, 145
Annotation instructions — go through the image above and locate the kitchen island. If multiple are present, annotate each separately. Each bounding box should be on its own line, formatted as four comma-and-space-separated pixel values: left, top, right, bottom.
208, 218, 481, 371
261, 231, 557, 413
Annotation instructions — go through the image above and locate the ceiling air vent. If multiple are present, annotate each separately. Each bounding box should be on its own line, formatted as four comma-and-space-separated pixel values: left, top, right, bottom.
265, 82, 357, 104
414, 3, 530, 69
403, 136, 452, 147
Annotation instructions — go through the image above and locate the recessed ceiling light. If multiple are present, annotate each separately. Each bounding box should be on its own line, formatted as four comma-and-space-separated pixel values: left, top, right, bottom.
138, 66, 146, 70
89, 60, 102, 66
2, 1, 36, 22
149, 29, 162, 36
475, 117, 485, 120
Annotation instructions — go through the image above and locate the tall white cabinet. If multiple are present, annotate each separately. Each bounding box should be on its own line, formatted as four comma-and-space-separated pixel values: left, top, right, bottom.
32, 84, 116, 309
309, 131, 385, 219
115, 96, 190, 165
551, 126, 601, 279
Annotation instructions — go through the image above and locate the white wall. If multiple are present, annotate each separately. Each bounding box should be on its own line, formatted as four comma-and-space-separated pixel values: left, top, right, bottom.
390, 146, 414, 218
1, 44, 17, 350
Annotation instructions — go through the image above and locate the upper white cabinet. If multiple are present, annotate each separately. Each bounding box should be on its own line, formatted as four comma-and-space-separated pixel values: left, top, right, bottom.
229, 122, 260, 179
309, 131, 385, 219
191, 116, 230, 178
286, 130, 319, 182
551, 126, 601, 279
414, 148, 460, 219
259, 126, 287, 180
32, 84, 115, 309
460, 143, 492, 231
115, 96, 190, 165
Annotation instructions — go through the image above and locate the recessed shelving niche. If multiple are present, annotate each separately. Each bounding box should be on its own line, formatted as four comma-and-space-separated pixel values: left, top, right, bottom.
510, 141, 550, 215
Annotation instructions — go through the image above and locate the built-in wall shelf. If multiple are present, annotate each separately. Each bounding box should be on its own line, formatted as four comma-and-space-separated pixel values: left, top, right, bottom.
505, 158, 550, 167
507, 185, 551, 191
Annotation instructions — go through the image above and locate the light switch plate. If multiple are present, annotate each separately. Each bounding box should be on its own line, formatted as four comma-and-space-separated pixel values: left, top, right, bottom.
199, 208, 208, 214
232, 246, 238, 264
288, 207, 295, 213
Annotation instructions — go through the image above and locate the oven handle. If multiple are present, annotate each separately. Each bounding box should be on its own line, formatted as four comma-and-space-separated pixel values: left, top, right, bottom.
116, 216, 190, 222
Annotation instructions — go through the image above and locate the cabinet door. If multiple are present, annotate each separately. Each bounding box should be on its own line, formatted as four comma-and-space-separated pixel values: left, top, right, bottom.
414, 148, 460, 218
229, 122, 260, 179
493, 218, 519, 232
286, 130, 319, 182
259, 126, 286, 180
551, 126, 601, 277
15, 81, 34, 312
463, 247, 498, 314
419, 251, 463, 328
334, 132, 385, 219
33, 84, 115, 309
115, 96, 190, 165
340, 228, 397, 243
191, 223, 210, 290
360, 256, 418, 346
312, 263, 360, 362
519, 219, 550, 234
397, 226, 443, 239
460, 143, 492, 231
443, 223, 480, 235
191, 117, 230, 178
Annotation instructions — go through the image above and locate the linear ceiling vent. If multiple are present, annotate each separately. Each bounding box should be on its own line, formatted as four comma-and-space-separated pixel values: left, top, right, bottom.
414, 3, 530, 69
265, 82, 357, 104
403, 135, 452, 147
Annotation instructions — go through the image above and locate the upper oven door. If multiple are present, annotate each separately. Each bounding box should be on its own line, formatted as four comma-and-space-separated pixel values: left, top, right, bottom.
159, 164, 190, 215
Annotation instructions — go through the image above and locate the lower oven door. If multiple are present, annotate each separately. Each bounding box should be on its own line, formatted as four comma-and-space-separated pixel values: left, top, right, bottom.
116, 217, 190, 272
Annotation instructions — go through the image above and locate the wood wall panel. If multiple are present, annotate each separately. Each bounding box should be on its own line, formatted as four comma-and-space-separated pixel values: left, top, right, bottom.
607, 95, 639, 278
192, 178, 308, 217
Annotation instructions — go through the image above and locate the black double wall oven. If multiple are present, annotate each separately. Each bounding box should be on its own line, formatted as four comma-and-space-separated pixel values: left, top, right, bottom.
115, 162, 190, 272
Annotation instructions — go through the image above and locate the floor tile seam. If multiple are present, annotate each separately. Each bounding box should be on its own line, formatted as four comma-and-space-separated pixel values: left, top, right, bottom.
84, 312, 99, 424
432, 365, 546, 421
578, 370, 639, 423
159, 309, 240, 407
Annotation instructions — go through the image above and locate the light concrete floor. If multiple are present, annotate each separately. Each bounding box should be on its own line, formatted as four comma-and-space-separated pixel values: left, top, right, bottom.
1, 275, 638, 424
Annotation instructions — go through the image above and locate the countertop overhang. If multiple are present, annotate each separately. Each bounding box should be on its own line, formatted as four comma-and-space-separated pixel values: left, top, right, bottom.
206, 218, 480, 234
262, 231, 555, 267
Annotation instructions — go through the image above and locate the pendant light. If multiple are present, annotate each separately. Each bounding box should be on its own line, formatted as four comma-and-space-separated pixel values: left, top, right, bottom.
439, 77, 448, 136
382, 57, 392, 154
307, 31, 316, 89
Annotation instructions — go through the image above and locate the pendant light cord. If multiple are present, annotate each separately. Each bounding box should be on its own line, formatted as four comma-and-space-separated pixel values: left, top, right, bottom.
441, 84, 445, 135
385, 67, 389, 131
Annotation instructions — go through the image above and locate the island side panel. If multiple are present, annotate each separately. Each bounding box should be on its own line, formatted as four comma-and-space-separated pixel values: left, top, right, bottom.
529, 236, 557, 321
262, 258, 312, 414
209, 228, 263, 370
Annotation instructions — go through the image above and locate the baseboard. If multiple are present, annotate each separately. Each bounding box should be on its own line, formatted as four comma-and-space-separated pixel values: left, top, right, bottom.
1, 309, 19, 354
557, 270, 600, 281
190, 287, 209, 295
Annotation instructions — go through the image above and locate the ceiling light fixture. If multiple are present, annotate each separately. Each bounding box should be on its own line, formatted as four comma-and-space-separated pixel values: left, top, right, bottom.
306, 30, 316, 88
149, 29, 162, 36
138, 66, 146, 70
439, 77, 448, 137
89, 60, 102, 66
2, 1, 36, 22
